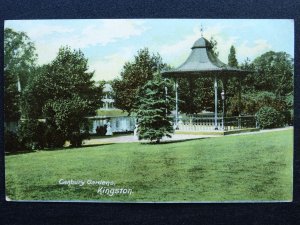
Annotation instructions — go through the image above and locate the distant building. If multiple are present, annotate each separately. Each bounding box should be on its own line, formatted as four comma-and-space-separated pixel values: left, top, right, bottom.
101, 83, 115, 110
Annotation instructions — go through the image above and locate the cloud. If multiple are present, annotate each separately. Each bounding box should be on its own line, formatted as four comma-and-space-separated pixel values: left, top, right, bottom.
83, 20, 147, 46
159, 23, 238, 66
30, 20, 148, 65
35, 41, 60, 65
7, 19, 279, 81
24, 24, 74, 39
159, 23, 272, 67
89, 47, 137, 81
238, 39, 272, 60
61, 20, 148, 49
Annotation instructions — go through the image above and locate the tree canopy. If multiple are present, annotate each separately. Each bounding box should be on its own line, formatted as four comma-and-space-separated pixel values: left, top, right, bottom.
4, 28, 37, 122
4, 28, 37, 89
251, 51, 293, 97
22, 46, 103, 147
228, 45, 238, 68
112, 48, 168, 114
226, 51, 294, 124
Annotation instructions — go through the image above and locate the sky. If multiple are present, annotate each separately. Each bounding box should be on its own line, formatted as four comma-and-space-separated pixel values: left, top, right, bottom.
5, 19, 294, 81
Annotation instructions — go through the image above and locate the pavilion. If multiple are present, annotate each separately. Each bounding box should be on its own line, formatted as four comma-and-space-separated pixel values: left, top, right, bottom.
162, 35, 257, 133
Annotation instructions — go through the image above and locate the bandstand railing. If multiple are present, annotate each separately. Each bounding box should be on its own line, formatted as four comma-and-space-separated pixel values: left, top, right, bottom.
176, 115, 257, 131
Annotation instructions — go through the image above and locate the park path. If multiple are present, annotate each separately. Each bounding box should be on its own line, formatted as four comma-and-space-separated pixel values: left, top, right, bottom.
83, 127, 293, 145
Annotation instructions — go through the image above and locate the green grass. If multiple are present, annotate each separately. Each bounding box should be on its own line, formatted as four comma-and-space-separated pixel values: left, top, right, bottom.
5, 129, 293, 202
96, 109, 128, 117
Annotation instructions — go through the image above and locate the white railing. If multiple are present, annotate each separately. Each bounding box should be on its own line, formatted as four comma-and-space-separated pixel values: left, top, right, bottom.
177, 115, 257, 131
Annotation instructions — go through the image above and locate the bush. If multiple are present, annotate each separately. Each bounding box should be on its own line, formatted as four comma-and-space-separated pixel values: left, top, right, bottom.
44, 126, 65, 148
256, 106, 284, 129
69, 131, 89, 147
96, 125, 107, 136
4, 130, 24, 152
18, 119, 47, 150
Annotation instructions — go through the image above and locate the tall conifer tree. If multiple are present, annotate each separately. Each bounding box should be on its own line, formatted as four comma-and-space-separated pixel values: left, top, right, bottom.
136, 77, 174, 143
228, 45, 238, 68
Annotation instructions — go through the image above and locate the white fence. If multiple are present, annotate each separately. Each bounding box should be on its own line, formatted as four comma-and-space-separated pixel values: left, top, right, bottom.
177, 115, 257, 131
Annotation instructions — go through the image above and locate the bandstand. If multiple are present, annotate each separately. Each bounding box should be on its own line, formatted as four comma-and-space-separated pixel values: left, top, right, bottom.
162, 35, 257, 134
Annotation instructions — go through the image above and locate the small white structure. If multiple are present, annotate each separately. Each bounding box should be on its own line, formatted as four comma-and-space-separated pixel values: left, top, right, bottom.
101, 83, 115, 110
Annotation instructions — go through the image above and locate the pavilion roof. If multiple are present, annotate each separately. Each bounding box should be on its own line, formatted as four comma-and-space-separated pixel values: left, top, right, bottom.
162, 37, 250, 78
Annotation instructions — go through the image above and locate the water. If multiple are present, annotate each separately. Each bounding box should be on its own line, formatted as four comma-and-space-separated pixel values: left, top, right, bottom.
89, 116, 136, 134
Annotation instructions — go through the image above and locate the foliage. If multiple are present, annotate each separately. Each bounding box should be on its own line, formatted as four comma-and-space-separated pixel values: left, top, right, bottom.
226, 52, 293, 122
228, 91, 286, 116
42, 97, 93, 147
239, 57, 256, 93
136, 77, 174, 143
4, 28, 37, 88
209, 37, 219, 57
256, 106, 284, 129
228, 45, 238, 68
4, 71, 20, 122
284, 93, 294, 125
250, 51, 293, 96
22, 46, 103, 148
96, 125, 107, 136
43, 126, 66, 148
20, 65, 49, 119
112, 48, 168, 114
18, 119, 47, 150
4, 28, 37, 122
178, 77, 214, 114
4, 130, 24, 152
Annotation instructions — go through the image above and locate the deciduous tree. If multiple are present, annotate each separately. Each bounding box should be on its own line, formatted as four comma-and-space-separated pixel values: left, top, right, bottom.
22, 46, 103, 147
112, 48, 167, 114
4, 28, 37, 122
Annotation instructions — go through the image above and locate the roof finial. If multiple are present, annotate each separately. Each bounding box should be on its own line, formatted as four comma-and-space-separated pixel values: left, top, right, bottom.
200, 24, 204, 37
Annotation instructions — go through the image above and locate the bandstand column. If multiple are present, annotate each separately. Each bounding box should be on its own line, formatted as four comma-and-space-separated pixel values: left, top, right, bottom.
238, 76, 242, 116
175, 78, 179, 129
221, 78, 227, 131
214, 75, 218, 130
164, 78, 168, 115
238, 76, 242, 129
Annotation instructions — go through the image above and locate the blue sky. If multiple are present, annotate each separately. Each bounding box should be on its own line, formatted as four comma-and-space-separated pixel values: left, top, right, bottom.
5, 19, 294, 81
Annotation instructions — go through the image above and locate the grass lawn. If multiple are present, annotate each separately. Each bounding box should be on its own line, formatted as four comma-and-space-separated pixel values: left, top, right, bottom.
5, 129, 293, 202
96, 109, 128, 117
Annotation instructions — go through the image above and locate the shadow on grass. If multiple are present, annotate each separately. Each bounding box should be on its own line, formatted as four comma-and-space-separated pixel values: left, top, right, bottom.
5, 150, 36, 156
80, 143, 115, 148
89, 133, 132, 140
5, 143, 115, 156
140, 137, 210, 145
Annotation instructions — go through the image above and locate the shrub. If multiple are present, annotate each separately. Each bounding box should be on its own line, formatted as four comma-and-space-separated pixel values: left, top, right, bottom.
18, 119, 47, 150
69, 131, 89, 147
44, 126, 65, 148
4, 130, 24, 152
256, 106, 284, 129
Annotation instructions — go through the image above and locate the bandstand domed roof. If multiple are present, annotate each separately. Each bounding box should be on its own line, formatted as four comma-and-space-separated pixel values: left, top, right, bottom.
162, 37, 251, 78
192, 37, 212, 49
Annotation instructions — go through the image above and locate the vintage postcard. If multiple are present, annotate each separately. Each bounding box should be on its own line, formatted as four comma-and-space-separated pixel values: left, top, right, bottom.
4, 19, 294, 202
